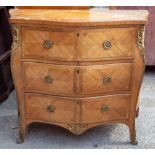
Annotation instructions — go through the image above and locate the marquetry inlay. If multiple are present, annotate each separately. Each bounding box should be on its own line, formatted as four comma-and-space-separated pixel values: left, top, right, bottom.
10, 8, 148, 145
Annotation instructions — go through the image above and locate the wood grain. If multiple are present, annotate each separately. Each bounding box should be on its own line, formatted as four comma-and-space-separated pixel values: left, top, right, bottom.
81, 94, 131, 123
16, 6, 89, 10
22, 27, 135, 61
23, 62, 75, 95
10, 9, 148, 144
22, 28, 77, 61
25, 93, 76, 123
80, 63, 132, 95
77, 28, 135, 61
10, 9, 148, 27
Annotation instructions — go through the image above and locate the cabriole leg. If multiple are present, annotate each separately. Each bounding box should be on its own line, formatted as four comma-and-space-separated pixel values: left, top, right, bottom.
129, 122, 138, 145
16, 127, 26, 144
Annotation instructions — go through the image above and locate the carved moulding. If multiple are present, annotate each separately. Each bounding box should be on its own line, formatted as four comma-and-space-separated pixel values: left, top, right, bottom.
67, 123, 87, 135
11, 24, 19, 51
137, 25, 145, 63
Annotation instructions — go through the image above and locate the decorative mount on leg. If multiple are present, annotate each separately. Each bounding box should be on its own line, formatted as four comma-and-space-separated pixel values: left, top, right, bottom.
130, 128, 138, 145
137, 25, 145, 63
11, 24, 19, 51
16, 128, 24, 144
67, 124, 87, 135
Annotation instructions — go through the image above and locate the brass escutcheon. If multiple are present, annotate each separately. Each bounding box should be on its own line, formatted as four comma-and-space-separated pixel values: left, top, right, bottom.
44, 75, 53, 84
47, 105, 55, 113
103, 76, 112, 84
103, 40, 111, 50
44, 40, 53, 49
101, 105, 109, 112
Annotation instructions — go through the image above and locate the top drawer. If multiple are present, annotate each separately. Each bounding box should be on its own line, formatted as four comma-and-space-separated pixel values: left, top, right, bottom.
22, 27, 136, 61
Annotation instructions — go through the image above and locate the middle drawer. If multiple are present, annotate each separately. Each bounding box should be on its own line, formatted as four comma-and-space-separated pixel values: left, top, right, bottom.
23, 62, 75, 95
23, 62, 132, 96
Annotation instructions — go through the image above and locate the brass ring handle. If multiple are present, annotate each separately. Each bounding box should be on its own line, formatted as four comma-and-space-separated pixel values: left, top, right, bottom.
44, 40, 53, 49
103, 76, 112, 85
101, 105, 109, 112
47, 105, 55, 113
44, 75, 53, 84
103, 40, 111, 50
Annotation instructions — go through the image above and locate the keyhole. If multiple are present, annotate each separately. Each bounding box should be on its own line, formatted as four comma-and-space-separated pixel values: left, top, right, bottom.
76, 33, 80, 37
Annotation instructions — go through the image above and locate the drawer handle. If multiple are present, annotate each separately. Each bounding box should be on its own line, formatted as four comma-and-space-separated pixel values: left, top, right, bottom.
44, 40, 53, 49
103, 40, 111, 50
47, 105, 55, 113
103, 76, 112, 85
101, 105, 109, 112
44, 75, 53, 84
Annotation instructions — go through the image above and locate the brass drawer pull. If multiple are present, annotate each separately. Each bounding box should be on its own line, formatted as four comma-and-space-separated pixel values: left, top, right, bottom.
47, 105, 55, 113
101, 105, 109, 112
44, 40, 53, 49
103, 76, 112, 85
103, 40, 111, 50
44, 75, 53, 84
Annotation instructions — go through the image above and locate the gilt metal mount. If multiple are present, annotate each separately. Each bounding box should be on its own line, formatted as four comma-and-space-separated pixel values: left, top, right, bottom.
137, 25, 145, 63
12, 24, 19, 51
68, 123, 87, 135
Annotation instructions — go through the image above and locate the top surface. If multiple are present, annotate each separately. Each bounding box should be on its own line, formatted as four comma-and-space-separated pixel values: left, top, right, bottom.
10, 9, 149, 27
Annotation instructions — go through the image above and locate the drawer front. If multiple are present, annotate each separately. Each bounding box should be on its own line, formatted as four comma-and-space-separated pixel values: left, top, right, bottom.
81, 94, 131, 123
81, 63, 132, 95
25, 94, 75, 123
23, 62, 75, 95
77, 28, 135, 60
22, 28, 135, 61
22, 28, 77, 61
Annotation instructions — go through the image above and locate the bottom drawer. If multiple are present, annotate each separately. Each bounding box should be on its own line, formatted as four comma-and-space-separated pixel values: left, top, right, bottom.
81, 94, 131, 123
25, 94, 76, 123
25, 93, 131, 125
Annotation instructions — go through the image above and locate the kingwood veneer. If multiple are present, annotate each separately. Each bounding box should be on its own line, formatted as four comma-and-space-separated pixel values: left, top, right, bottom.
10, 9, 148, 144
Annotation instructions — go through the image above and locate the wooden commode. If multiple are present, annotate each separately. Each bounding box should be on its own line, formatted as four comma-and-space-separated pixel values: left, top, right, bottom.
10, 9, 148, 144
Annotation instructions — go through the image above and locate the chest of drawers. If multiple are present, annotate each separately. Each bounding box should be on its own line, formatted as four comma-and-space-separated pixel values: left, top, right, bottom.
10, 9, 148, 144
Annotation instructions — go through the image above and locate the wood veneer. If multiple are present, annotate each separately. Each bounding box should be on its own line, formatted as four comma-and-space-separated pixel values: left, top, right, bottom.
16, 6, 89, 10
10, 9, 148, 145
22, 28, 135, 61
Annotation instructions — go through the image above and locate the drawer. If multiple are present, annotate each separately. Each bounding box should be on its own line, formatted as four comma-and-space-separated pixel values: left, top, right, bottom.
81, 94, 131, 123
23, 62, 75, 95
22, 28, 77, 61
22, 28, 135, 61
77, 28, 135, 61
25, 94, 75, 123
80, 63, 132, 95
